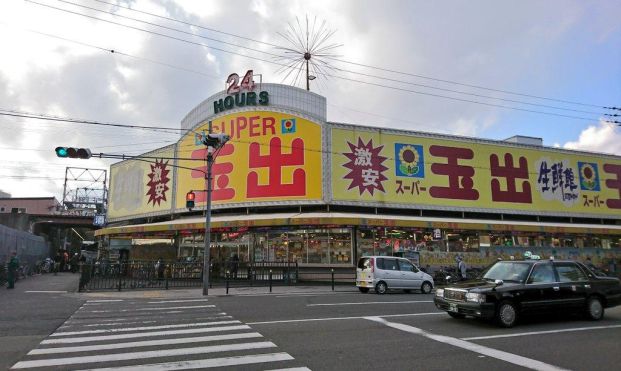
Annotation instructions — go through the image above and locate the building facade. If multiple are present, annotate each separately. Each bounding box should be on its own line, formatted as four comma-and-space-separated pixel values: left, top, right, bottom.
96, 79, 621, 274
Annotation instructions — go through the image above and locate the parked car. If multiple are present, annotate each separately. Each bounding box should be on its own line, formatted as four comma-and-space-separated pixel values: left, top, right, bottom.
433, 257, 621, 327
356, 256, 434, 294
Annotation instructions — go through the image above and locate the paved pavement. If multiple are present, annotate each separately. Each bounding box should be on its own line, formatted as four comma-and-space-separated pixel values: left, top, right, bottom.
9, 296, 312, 370
0, 272, 85, 371
1, 273, 350, 370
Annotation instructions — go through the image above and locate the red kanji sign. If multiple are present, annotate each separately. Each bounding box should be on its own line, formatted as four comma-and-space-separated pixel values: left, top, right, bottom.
429, 145, 479, 200
490, 153, 532, 203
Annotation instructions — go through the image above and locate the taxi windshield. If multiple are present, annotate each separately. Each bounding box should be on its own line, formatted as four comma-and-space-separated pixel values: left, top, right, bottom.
482, 262, 531, 283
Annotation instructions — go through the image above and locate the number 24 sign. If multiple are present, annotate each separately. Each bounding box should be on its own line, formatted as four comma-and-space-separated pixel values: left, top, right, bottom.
226, 70, 255, 94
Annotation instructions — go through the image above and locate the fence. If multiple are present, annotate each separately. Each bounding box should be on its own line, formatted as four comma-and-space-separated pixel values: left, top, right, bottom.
79, 260, 356, 292
0, 224, 49, 286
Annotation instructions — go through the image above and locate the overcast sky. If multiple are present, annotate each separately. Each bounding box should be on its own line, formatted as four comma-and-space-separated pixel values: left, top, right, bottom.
1, 0, 620, 200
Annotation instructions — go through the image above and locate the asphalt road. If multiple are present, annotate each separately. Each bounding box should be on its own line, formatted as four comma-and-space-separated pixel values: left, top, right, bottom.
210, 290, 621, 371
0, 273, 85, 371
5, 283, 621, 370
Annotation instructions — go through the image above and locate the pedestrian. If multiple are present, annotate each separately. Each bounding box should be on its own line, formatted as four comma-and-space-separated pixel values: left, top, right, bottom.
70, 253, 79, 273
156, 258, 165, 280
457, 255, 467, 281
53, 252, 62, 275
229, 254, 239, 279
7, 251, 19, 289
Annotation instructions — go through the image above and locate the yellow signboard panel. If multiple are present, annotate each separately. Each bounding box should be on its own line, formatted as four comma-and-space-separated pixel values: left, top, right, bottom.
175, 111, 323, 208
331, 127, 621, 216
108, 146, 175, 220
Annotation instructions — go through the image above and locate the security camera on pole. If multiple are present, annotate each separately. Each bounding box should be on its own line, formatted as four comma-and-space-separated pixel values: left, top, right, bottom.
201, 129, 230, 296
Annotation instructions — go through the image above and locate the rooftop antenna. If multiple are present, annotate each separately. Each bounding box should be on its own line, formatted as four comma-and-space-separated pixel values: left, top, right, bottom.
275, 15, 342, 91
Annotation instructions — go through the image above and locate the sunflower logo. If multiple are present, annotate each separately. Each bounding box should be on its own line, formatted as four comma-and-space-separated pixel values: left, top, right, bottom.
578, 162, 600, 191
281, 118, 296, 134
395, 143, 424, 177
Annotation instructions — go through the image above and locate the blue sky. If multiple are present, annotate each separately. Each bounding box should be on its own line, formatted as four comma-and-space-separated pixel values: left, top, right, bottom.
0, 0, 619, 198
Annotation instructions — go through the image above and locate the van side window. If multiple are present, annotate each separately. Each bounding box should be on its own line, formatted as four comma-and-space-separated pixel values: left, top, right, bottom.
399, 260, 416, 272
383, 259, 398, 271
376, 258, 384, 270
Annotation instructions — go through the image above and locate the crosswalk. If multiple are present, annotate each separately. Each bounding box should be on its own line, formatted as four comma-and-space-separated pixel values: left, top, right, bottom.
11, 298, 310, 370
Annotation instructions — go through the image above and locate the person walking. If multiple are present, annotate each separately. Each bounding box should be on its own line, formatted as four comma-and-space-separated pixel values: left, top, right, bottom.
7, 252, 19, 289
53, 252, 62, 275
457, 255, 468, 281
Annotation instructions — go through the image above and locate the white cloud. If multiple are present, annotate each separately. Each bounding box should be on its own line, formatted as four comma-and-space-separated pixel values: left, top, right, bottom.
562, 121, 621, 155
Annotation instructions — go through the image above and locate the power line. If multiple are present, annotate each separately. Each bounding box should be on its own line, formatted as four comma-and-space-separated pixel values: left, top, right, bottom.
87, 0, 615, 110
0, 109, 183, 134
13, 4, 607, 123
37, 0, 609, 116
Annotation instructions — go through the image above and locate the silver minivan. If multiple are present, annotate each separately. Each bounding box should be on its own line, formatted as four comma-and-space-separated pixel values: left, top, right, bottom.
356, 256, 434, 294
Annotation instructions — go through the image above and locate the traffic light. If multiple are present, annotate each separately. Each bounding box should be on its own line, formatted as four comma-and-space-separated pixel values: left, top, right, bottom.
201, 133, 231, 148
186, 191, 196, 209
55, 147, 92, 159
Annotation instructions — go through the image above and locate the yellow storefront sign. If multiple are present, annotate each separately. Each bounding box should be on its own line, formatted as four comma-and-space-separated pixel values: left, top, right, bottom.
175, 111, 323, 207
331, 127, 621, 216
108, 146, 175, 220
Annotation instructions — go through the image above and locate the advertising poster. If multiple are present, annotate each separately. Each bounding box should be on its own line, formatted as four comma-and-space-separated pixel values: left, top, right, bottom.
331, 126, 621, 217
108, 146, 175, 220
175, 111, 323, 208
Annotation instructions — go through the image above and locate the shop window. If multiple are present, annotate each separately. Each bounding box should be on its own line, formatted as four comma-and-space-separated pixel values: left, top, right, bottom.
447, 231, 479, 253
357, 228, 376, 258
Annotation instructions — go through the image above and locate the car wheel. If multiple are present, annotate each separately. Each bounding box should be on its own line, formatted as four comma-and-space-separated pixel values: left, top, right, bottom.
448, 312, 466, 319
496, 301, 518, 328
358, 287, 369, 293
421, 281, 433, 294
586, 296, 604, 321
375, 281, 387, 294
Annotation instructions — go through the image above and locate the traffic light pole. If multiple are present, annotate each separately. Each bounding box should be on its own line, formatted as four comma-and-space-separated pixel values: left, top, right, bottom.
203, 147, 214, 296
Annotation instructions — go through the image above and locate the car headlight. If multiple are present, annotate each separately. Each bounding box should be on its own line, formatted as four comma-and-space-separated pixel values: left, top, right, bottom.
466, 292, 485, 303
435, 288, 444, 298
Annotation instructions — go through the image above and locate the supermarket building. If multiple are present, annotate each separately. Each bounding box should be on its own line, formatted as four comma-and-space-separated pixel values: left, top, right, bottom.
95, 79, 621, 273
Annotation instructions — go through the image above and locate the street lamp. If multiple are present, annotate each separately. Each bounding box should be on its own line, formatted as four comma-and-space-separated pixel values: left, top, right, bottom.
201, 128, 230, 296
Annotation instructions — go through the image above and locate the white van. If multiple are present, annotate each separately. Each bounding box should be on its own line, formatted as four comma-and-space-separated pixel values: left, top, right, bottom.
356, 256, 434, 294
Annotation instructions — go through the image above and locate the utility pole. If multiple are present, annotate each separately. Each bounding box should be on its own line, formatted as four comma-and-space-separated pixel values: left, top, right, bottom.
200, 125, 230, 296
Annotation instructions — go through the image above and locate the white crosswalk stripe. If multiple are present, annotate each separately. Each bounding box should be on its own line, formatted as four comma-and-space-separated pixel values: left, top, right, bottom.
11, 298, 310, 370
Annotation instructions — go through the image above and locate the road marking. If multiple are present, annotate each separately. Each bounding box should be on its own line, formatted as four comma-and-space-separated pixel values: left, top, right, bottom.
266, 368, 312, 371
24, 290, 68, 293
76, 352, 295, 370
65, 313, 229, 325
28, 332, 264, 355
87, 305, 215, 312
275, 292, 360, 298
41, 325, 252, 344
51, 320, 241, 336
85, 300, 123, 303
147, 299, 210, 303
307, 300, 432, 306
462, 324, 621, 341
80, 316, 233, 328
248, 312, 443, 325
365, 317, 569, 371
11, 341, 277, 369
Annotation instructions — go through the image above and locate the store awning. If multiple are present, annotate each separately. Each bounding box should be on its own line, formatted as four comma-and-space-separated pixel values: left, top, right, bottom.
95, 212, 621, 237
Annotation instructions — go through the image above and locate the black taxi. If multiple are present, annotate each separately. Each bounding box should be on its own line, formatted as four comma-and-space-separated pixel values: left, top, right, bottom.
433, 257, 621, 327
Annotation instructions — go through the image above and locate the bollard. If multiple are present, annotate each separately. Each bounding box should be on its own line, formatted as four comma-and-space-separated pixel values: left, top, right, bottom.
331, 268, 335, 291
269, 269, 273, 293
226, 270, 230, 295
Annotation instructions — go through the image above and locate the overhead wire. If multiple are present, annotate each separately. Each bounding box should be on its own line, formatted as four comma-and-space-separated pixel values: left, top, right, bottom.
86, 0, 616, 111
20, 0, 612, 122
39, 0, 610, 117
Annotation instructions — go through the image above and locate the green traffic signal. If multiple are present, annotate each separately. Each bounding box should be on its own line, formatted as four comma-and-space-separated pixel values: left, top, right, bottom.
55, 146, 92, 159
55, 147, 69, 157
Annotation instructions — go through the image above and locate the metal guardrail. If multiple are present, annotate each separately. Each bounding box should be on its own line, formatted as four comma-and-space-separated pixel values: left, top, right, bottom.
79, 260, 356, 292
